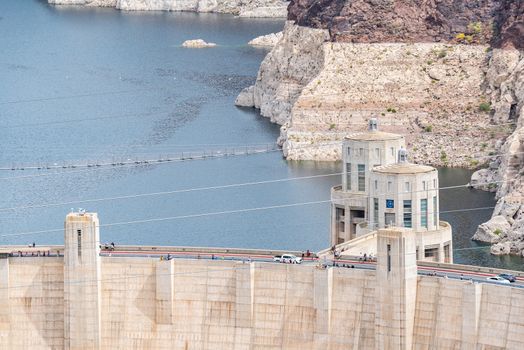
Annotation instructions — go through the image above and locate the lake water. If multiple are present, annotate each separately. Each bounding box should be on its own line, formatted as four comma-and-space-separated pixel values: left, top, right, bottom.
1, 1, 522, 270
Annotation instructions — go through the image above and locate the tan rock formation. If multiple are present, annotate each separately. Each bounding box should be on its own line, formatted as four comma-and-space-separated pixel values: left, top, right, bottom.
182, 39, 217, 48
248, 31, 283, 47
242, 22, 504, 166
471, 49, 524, 256
472, 215, 511, 243
235, 86, 255, 107
252, 22, 330, 125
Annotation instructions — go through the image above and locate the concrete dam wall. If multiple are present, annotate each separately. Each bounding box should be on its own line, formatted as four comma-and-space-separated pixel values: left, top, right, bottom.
1, 255, 524, 348
1, 212, 524, 349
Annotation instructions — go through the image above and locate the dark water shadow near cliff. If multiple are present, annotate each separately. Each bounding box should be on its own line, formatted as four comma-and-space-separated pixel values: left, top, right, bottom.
438, 167, 524, 271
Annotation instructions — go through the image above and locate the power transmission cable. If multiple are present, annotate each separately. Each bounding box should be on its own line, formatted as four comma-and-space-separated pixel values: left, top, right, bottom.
0, 109, 175, 129
0, 166, 509, 213
0, 136, 519, 174
0, 201, 499, 239
0, 87, 162, 106
0, 172, 344, 212
0, 108, 516, 129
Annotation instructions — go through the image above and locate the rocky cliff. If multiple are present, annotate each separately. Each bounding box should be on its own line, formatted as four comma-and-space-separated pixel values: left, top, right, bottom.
471, 49, 524, 256
288, 0, 523, 47
237, 0, 522, 164
48, 0, 289, 17
238, 20, 499, 166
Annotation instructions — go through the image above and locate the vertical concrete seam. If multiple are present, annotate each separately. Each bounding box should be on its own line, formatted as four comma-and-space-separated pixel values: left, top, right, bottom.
201, 263, 210, 350
249, 262, 255, 350
279, 264, 289, 350
327, 267, 333, 343
352, 272, 365, 350
503, 288, 514, 349
426, 277, 439, 346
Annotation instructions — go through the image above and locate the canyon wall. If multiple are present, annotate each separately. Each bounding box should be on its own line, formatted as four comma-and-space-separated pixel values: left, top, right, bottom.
237, 0, 523, 164
468, 1, 524, 256
471, 49, 524, 256
283, 41, 492, 164
48, 0, 289, 17
249, 22, 329, 125
238, 21, 497, 166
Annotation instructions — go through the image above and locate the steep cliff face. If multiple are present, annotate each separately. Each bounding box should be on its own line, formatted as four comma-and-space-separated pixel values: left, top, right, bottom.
283, 41, 491, 164
238, 20, 499, 166
288, 0, 523, 48
492, 0, 524, 49
472, 49, 524, 256
48, 0, 289, 17
237, 1, 524, 165
252, 22, 329, 125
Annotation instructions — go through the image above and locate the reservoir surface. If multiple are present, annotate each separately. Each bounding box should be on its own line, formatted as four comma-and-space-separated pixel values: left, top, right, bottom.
1, 0, 521, 270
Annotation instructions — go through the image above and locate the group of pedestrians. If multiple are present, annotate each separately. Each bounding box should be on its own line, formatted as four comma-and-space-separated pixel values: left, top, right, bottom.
301, 250, 312, 259
14, 250, 56, 257
160, 253, 172, 261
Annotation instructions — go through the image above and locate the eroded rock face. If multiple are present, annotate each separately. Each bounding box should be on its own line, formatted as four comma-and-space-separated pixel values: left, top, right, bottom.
472, 215, 511, 243
473, 50, 524, 256
248, 32, 283, 48
49, 0, 116, 5
252, 21, 329, 125
283, 41, 493, 163
288, 0, 523, 48
241, 22, 498, 164
470, 167, 499, 192
238, 2, 524, 165
238, 1, 289, 18
235, 86, 255, 107
491, 242, 512, 255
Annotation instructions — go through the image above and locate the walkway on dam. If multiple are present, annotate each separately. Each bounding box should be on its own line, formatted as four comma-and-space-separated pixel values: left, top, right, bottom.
5, 244, 523, 289
104, 249, 524, 289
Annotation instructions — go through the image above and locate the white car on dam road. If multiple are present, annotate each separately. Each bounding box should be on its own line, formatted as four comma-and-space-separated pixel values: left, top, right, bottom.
486, 276, 511, 284
273, 254, 303, 264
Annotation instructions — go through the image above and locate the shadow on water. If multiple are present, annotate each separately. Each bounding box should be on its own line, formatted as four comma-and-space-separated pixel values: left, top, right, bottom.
438, 167, 524, 271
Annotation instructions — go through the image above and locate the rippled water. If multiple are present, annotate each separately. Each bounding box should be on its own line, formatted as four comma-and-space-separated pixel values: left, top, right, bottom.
0, 1, 522, 270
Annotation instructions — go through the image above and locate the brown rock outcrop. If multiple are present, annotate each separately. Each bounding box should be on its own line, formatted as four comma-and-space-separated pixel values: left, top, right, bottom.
288, 0, 523, 48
